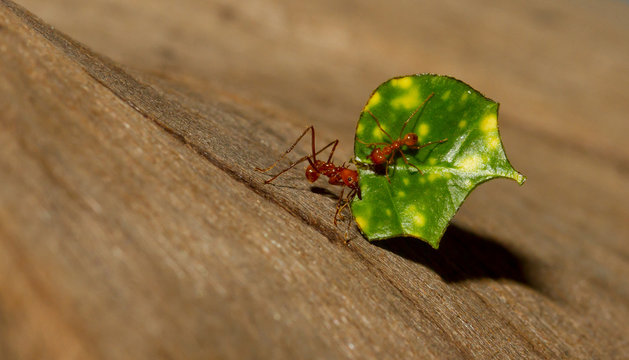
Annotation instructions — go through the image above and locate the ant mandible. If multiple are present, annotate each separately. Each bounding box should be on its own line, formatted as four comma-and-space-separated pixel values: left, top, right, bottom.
358, 93, 447, 182
255, 126, 361, 226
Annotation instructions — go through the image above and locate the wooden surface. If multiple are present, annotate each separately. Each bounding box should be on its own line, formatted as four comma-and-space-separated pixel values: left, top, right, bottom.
1, 0, 628, 358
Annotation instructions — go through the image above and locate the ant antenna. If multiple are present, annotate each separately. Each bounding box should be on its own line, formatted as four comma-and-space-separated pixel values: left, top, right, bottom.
367, 110, 394, 143
399, 93, 434, 138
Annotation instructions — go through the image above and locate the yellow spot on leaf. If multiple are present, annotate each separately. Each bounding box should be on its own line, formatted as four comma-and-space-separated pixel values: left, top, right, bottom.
428, 157, 437, 165
458, 120, 467, 128
391, 77, 413, 89
402, 178, 410, 186
418, 123, 429, 137
428, 173, 439, 182
397, 190, 406, 197
461, 92, 469, 101
487, 136, 500, 149
481, 114, 497, 133
365, 92, 381, 110
441, 90, 451, 100
356, 122, 365, 135
385, 209, 392, 216
458, 155, 482, 171
391, 88, 420, 109
355, 216, 367, 230
413, 213, 426, 227
372, 125, 386, 140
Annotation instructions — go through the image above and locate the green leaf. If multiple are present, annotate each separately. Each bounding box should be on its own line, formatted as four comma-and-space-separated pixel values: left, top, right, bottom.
350, 74, 525, 248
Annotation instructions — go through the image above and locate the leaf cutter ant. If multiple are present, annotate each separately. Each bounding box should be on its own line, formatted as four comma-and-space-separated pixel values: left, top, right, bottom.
358, 93, 447, 182
255, 126, 361, 228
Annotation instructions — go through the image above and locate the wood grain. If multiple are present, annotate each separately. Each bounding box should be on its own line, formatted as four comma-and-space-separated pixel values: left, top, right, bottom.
1, 0, 628, 358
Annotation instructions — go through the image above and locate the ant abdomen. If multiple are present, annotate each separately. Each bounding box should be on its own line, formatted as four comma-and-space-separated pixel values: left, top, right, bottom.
305, 165, 320, 182
369, 148, 389, 165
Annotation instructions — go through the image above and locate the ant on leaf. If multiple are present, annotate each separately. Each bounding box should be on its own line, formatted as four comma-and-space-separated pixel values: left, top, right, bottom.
357, 93, 447, 182
255, 126, 361, 230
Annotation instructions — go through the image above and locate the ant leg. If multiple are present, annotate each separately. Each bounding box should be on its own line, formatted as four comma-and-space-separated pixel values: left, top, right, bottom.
255, 126, 314, 173
261, 154, 311, 184
399, 93, 434, 138
335, 188, 354, 229
339, 200, 352, 241
344, 206, 353, 244
367, 110, 394, 142
309, 125, 319, 163
356, 138, 388, 147
337, 189, 355, 214
306, 127, 340, 165
255, 125, 331, 171
343, 188, 359, 243
384, 153, 394, 183
325, 140, 339, 164
408, 138, 448, 150
398, 149, 423, 175
334, 187, 347, 226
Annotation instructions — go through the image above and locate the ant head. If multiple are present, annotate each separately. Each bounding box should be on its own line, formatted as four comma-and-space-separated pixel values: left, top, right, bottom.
340, 169, 359, 189
369, 148, 387, 165
403, 133, 418, 146
305, 165, 320, 183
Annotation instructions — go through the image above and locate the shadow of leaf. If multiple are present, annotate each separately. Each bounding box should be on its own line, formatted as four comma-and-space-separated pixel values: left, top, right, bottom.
374, 225, 535, 287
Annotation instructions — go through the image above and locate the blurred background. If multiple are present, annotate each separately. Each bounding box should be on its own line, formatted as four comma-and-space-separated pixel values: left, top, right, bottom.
18, 0, 629, 158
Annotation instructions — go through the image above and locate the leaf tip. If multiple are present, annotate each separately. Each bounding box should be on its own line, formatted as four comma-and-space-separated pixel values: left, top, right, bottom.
508, 169, 526, 185
427, 238, 441, 249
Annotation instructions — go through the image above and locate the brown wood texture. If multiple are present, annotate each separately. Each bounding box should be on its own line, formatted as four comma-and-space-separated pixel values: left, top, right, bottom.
1, 0, 628, 358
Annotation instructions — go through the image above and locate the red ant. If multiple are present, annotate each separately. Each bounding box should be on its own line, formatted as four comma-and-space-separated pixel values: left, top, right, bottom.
255, 126, 361, 227
358, 93, 447, 182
